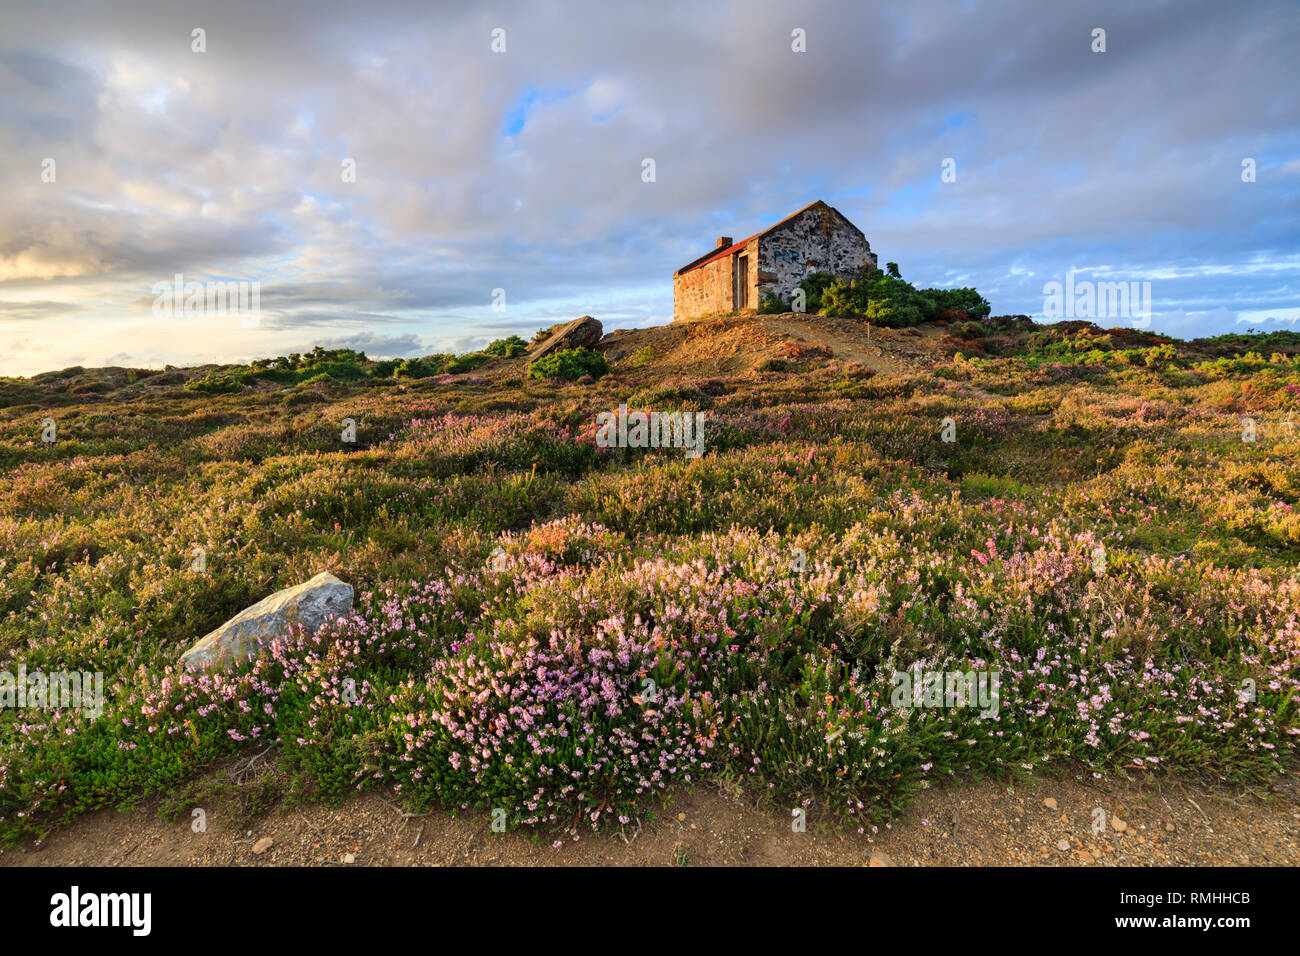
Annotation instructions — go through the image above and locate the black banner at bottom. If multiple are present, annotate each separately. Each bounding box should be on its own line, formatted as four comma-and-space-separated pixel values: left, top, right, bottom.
0, 864, 1279, 942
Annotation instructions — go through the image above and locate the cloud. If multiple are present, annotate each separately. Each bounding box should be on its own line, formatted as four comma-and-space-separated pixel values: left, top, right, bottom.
0, 0, 1297, 374
0, 299, 84, 321
287, 331, 427, 358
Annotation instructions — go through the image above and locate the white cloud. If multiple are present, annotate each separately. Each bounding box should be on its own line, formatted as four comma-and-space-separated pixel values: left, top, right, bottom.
1, 0, 1298, 374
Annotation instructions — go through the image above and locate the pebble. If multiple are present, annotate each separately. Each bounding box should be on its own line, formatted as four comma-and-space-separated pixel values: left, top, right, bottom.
868, 852, 892, 867
1043, 798, 1058, 810
1111, 816, 1128, 833
1166, 823, 1176, 832
1057, 839, 1071, 852
343, 852, 356, 864
252, 837, 273, 855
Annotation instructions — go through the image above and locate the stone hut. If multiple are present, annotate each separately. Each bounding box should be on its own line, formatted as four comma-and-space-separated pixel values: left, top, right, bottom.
672, 200, 877, 321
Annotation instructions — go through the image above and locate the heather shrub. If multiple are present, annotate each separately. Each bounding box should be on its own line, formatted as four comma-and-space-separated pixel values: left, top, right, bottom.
482, 335, 528, 358
445, 352, 492, 374
803, 268, 935, 327
921, 286, 992, 319
527, 348, 609, 381
1, 326, 1297, 847
396, 357, 441, 379
185, 369, 250, 393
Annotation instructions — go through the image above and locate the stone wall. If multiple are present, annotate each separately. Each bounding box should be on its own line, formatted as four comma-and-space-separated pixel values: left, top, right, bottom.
672, 237, 758, 319
755, 203, 876, 306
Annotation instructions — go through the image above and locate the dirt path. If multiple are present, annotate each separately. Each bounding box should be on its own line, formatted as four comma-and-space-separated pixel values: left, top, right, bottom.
5, 767, 1295, 867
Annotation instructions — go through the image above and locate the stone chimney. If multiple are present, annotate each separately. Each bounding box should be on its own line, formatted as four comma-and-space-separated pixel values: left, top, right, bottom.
716, 236, 733, 249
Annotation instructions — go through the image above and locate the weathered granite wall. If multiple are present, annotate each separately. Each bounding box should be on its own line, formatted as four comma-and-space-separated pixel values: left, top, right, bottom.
755, 202, 876, 306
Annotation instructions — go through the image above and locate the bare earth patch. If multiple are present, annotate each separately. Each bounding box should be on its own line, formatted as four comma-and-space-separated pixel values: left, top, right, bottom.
5, 766, 1295, 868
586, 313, 956, 378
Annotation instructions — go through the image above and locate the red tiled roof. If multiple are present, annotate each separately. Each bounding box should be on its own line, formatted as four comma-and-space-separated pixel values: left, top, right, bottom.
677, 233, 759, 275
675, 200, 840, 276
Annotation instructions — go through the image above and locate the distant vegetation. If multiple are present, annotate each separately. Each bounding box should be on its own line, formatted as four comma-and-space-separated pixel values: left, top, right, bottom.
184, 337, 531, 395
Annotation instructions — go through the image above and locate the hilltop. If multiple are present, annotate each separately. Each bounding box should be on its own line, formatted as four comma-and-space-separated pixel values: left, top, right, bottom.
6, 311, 1296, 405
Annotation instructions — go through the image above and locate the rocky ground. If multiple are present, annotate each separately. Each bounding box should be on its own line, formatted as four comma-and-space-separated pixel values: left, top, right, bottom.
5, 761, 1296, 867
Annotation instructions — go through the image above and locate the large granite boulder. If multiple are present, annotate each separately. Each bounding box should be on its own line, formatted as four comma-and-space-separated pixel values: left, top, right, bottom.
179, 571, 353, 671
528, 315, 603, 361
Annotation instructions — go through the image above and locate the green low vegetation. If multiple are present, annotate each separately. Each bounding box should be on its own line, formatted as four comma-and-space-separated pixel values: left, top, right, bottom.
527, 347, 610, 381
0, 318, 1296, 846
183, 338, 531, 394
759, 266, 992, 326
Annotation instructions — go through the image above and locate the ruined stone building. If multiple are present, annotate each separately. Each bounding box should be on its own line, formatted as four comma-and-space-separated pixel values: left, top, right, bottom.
672, 200, 877, 321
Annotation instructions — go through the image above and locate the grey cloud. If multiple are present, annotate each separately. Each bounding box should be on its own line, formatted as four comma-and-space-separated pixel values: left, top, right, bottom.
0, 0, 1297, 373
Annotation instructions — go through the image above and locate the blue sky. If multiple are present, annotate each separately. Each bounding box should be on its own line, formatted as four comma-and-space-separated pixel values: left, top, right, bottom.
0, 0, 1297, 374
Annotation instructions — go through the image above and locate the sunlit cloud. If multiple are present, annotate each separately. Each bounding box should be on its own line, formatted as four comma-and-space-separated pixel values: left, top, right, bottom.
0, 0, 1297, 374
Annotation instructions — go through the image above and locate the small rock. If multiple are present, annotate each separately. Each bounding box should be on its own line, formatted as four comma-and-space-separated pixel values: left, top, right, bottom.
677, 812, 686, 822
343, 853, 356, 864
1111, 816, 1128, 833
868, 852, 892, 867
1165, 822, 1175, 832
1057, 839, 1071, 852
181, 571, 354, 671
527, 315, 603, 361
1043, 797, 1058, 810
252, 837, 273, 855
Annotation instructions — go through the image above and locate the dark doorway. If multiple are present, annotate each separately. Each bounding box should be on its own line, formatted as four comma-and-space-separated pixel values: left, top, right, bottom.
734, 254, 749, 310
